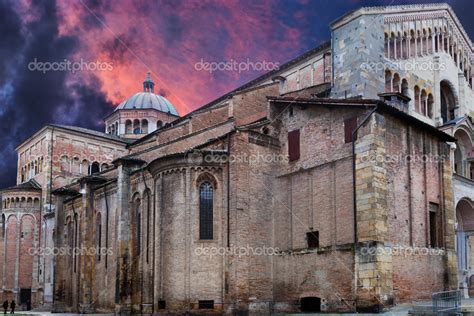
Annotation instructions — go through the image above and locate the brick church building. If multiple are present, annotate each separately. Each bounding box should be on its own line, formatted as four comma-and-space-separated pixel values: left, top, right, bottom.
0, 3, 473, 313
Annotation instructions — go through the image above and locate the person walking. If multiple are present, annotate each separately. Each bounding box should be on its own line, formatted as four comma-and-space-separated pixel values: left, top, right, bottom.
9, 301, 14, 314
2, 301, 7, 314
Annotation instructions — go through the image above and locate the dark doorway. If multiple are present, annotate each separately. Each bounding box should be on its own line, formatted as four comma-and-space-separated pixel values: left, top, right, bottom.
20, 288, 31, 306
300, 296, 321, 312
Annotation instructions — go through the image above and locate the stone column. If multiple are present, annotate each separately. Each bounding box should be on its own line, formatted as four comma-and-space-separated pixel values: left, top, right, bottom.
51, 188, 77, 312
355, 113, 393, 312
14, 214, 20, 303
433, 56, 443, 125
440, 143, 458, 290
114, 158, 146, 314
77, 177, 100, 314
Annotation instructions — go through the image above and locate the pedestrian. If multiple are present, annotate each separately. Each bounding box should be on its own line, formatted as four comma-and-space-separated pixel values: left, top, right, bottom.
2, 301, 7, 314
9, 301, 14, 314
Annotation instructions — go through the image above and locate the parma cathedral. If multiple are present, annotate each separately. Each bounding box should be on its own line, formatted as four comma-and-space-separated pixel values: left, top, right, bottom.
0, 3, 473, 314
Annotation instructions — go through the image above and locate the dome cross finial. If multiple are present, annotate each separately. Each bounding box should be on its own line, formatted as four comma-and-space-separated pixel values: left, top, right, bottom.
143, 71, 155, 93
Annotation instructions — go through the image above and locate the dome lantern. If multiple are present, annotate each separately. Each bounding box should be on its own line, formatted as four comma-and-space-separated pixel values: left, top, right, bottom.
143, 71, 155, 93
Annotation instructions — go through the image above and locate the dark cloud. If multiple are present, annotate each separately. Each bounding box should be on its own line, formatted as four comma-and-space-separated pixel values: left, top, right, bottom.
0, 0, 472, 190
0, 0, 113, 188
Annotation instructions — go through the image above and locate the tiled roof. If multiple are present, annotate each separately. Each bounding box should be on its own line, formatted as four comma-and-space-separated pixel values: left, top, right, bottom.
49, 124, 133, 143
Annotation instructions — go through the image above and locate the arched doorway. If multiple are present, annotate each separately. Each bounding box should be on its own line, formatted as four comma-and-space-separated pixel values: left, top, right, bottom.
456, 198, 474, 296
440, 80, 457, 123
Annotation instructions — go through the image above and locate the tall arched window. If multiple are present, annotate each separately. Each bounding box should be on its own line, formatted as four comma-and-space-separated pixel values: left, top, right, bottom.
427, 94, 434, 118
421, 89, 427, 116
401, 79, 409, 97
133, 197, 141, 256
385, 70, 392, 92
414, 86, 421, 113
1, 214, 5, 241
392, 73, 401, 93
199, 182, 214, 240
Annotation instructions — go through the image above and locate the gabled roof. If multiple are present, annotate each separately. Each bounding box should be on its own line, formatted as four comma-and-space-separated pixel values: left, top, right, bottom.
0, 179, 42, 193
268, 97, 456, 142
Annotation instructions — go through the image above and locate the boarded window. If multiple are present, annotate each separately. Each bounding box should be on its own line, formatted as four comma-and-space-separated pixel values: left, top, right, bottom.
429, 203, 441, 248
344, 117, 358, 143
306, 231, 319, 249
158, 300, 166, 310
288, 129, 300, 161
198, 300, 214, 309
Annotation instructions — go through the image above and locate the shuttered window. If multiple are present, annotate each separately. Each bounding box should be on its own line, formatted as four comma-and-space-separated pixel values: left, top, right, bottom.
288, 129, 300, 161
344, 117, 358, 143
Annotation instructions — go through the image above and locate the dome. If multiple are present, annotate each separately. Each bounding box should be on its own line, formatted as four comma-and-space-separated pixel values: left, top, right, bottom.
115, 91, 179, 116
115, 72, 179, 116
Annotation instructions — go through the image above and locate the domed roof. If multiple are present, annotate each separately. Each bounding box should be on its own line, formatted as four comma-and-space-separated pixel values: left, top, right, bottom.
115, 92, 179, 116
115, 72, 179, 116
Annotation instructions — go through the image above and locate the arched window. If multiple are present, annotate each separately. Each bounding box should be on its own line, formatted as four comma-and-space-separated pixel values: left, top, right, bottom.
96, 212, 102, 261
401, 79, 409, 97
141, 119, 148, 134
133, 119, 141, 134
440, 80, 457, 123
143, 189, 151, 263
392, 73, 401, 93
125, 120, 132, 134
385, 70, 392, 92
410, 30, 416, 58
90, 162, 100, 174
60, 155, 69, 172
81, 160, 90, 175
157, 120, 163, 128
427, 94, 434, 118
1, 214, 5, 240
414, 85, 421, 112
72, 157, 80, 174
421, 89, 427, 116
132, 196, 141, 257
199, 182, 214, 240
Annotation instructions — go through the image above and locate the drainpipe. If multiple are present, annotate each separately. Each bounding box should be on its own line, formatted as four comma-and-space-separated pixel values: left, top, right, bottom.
352, 103, 380, 244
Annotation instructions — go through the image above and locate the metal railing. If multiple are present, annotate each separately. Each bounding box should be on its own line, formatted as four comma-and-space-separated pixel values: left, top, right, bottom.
432, 290, 461, 315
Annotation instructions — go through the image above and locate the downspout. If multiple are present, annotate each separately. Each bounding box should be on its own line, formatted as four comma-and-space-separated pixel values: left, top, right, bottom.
352, 103, 380, 244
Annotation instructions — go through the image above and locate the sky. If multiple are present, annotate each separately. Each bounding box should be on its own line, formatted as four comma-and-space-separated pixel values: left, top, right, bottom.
0, 0, 473, 188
